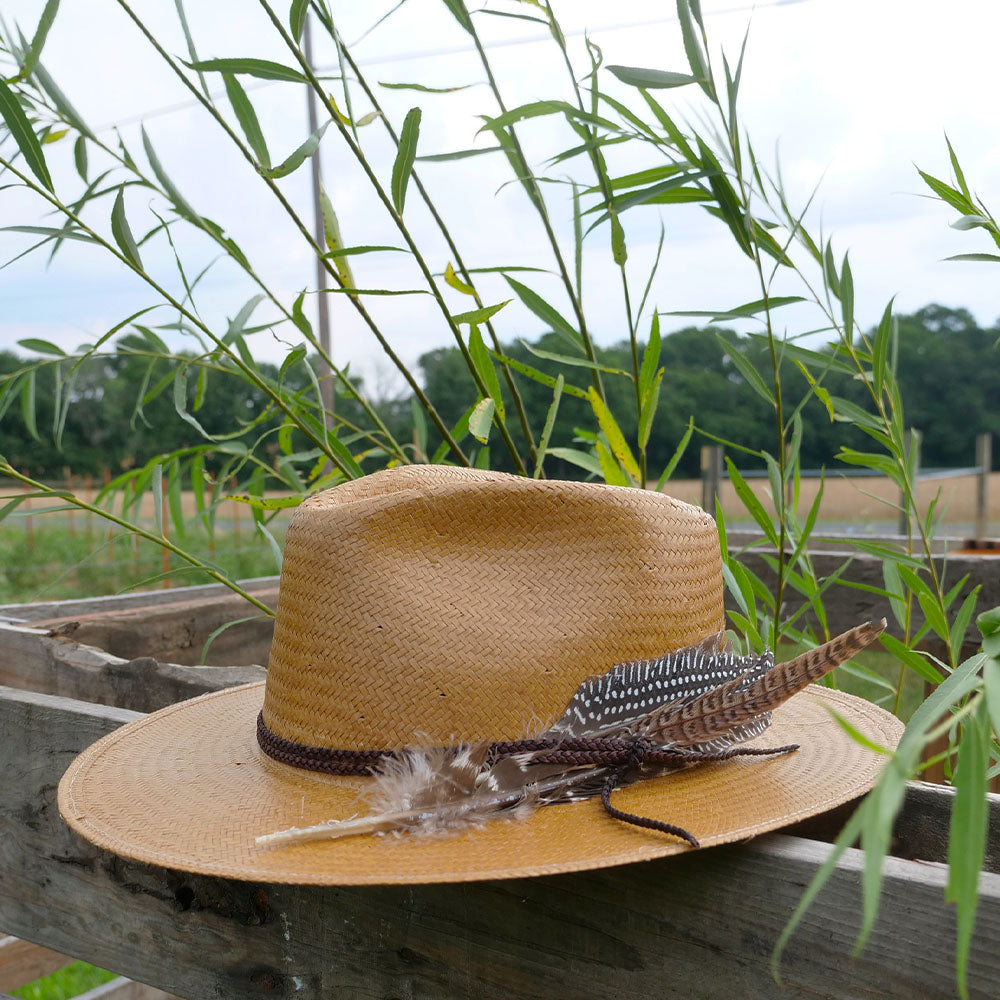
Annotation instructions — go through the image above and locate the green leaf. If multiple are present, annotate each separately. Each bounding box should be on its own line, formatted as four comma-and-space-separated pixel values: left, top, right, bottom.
984, 657, 1000, 757
0, 78, 53, 190
871, 298, 894, 397
879, 634, 944, 685
840, 252, 854, 340
187, 57, 305, 82
262, 121, 329, 178
718, 336, 775, 405
949, 588, 981, 666
469, 326, 505, 421
639, 313, 661, 399
440, 0, 473, 33
468, 397, 495, 444
945, 253, 1000, 263
379, 81, 471, 93
595, 439, 628, 486
73, 135, 88, 180
637, 367, 663, 450
452, 300, 510, 326
17, 337, 65, 356
415, 146, 502, 162
546, 446, 602, 477
656, 417, 694, 490
19, 369, 39, 440
588, 387, 640, 481
444, 262, 475, 296
141, 127, 197, 221
610, 212, 627, 265
17, 0, 60, 81
289, 0, 310, 42
533, 375, 564, 479
231, 493, 304, 511
917, 168, 975, 215
520, 340, 630, 376
726, 457, 779, 546
391, 107, 421, 215
947, 700, 989, 999
675, 0, 712, 99
503, 276, 582, 351
223, 73, 270, 168
487, 350, 588, 400
607, 65, 698, 89
323, 244, 406, 258
110, 186, 143, 268
666, 295, 805, 322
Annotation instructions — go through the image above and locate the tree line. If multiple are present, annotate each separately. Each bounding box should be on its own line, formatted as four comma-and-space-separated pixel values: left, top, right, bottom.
1, 304, 997, 483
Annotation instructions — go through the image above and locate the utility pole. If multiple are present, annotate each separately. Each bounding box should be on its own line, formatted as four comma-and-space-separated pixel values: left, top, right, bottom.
303, 15, 333, 417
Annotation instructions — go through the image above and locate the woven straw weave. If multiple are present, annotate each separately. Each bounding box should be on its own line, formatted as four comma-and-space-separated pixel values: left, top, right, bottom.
262, 465, 724, 749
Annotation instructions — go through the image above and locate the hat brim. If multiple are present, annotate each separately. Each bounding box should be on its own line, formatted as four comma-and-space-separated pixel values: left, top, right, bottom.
58, 682, 902, 885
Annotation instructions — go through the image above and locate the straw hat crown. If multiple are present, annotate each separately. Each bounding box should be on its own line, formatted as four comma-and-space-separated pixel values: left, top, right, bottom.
262, 465, 725, 751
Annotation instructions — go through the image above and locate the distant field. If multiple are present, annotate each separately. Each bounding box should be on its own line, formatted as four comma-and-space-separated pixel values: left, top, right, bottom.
7, 470, 999, 533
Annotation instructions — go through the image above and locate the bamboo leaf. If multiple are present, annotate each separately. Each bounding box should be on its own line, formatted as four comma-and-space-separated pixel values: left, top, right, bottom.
547, 446, 602, 477
532, 375, 564, 479
17, 337, 65, 356
111, 186, 143, 268
379, 81, 472, 94
187, 57, 306, 83
0, 78, 53, 190
726, 458, 779, 546
588, 387, 640, 480
639, 313, 661, 399
665, 295, 804, 322
947, 700, 989, 999
391, 107, 421, 214
656, 417, 694, 489
444, 262, 475, 296
595, 438, 629, 486
289, 0, 310, 42
503, 275, 582, 351
16, 0, 61, 81
637, 367, 664, 450
452, 300, 510, 325
487, 350, 589, 399
262, 121, 329, 178
468, 397, 495, 444
416, 146, 502, 162
607, 65, 698, 89
19, 369, 39, 440
223, 73, 270, 168
440, 0, 473, 33
469, 325, 505, 421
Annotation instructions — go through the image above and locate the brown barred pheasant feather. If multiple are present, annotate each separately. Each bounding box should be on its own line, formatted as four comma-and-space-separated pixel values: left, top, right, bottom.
257, 619, 886, 848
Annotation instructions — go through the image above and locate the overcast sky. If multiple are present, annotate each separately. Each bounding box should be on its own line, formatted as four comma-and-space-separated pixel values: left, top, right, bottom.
1, 0, 998, 393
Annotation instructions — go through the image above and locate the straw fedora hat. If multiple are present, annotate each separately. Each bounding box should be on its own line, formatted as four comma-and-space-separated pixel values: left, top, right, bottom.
58, 465, 901, 885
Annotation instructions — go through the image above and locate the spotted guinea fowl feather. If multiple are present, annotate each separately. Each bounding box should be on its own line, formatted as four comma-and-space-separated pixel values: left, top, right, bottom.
257, 619, 887, 848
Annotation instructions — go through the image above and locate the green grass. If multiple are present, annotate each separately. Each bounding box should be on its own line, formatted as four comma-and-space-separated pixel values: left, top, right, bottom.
11, 961, 115, 1000
0, 522, 282, 605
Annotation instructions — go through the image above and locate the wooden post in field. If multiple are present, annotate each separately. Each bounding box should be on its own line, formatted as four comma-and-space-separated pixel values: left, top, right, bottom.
898, 430, 921, 536
701, 445, 723, 515
976, 432, 992, 541
161, 475, 170, 589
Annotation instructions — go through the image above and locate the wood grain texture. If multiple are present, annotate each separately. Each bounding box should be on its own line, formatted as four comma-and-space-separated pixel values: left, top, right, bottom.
0, 625, 264, 712
2, 685, 999, 1000
0, 935, 72, 990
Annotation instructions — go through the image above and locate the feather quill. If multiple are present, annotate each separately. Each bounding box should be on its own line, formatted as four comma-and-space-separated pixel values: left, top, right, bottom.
257, 618, 886, 848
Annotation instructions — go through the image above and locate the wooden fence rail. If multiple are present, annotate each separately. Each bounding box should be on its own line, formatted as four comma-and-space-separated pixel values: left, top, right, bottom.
2, 582, 1000, 998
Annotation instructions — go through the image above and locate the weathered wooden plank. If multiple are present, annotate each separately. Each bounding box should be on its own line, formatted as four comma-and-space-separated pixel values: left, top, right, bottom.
0, 935, 72, 990
29, 588, 277, 668
0, 577, 279, 624
0, 625, 265, 712
2, 685, 999, 1000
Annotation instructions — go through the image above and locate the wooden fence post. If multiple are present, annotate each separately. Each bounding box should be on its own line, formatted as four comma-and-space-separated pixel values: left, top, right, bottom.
976, 432, 993, 541
700, 445, 723, 514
